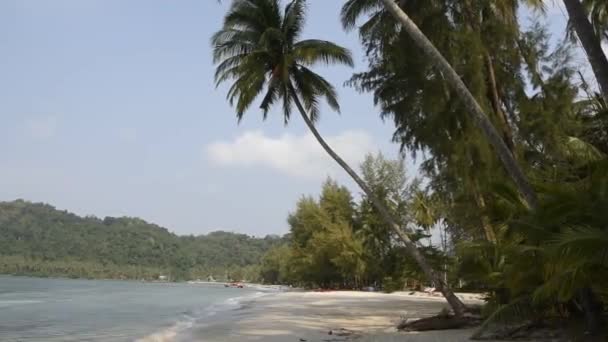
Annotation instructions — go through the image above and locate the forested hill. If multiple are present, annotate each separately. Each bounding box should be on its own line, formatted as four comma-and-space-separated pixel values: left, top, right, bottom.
0, 200, 283, 281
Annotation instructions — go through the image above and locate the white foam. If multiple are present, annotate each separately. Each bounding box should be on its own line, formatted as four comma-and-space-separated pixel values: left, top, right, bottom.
0, 299, 44, 307
137, 291, 269, 342
135, 320, 193, 342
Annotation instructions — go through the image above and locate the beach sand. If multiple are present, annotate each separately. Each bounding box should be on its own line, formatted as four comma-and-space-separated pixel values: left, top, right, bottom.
196, 291, 486, 342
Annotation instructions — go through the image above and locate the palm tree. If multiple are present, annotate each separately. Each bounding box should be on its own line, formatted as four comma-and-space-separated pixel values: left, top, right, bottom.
213, 0, 466, 316
561, 0, 608, 102
523, 0, 608, 100
342, 0, 539, 210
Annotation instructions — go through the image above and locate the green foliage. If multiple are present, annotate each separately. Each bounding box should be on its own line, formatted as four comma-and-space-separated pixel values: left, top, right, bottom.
285, 179, 364, 288
212, 0, 352, 123
381, 276, 404, 293
259, 244, 293, 284
260, 154, 448, 290
0, 200, 283, 281
459, 159, 608, 329
340, 0, 608, 333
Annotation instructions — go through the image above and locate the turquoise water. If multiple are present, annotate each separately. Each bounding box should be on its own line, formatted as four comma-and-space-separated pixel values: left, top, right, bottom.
0, 275, 263, 341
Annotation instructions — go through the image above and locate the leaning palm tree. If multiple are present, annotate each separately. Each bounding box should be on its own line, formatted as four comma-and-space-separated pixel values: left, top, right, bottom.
561, 0, 608, 101
342, 0, 539, 210
516, 0, 608, 101
213, 0, 467, 316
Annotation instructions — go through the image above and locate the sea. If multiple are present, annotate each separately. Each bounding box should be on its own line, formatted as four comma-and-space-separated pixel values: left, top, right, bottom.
0, 275, 274, 341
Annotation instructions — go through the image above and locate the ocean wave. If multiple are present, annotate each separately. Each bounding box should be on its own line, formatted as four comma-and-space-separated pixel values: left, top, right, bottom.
135, 319, 194, 342
136, 291, 268, 342
244, 284, 289, 292
0, 299, 44, 307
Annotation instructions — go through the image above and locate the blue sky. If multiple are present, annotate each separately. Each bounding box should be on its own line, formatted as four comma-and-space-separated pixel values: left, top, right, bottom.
0, 0, 573, 236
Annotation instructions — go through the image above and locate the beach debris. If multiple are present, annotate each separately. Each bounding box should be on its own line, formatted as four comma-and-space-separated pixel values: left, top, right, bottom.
398, 315, 480, 331
327, 328, 357, 337
397, 308, 481, 332
299, 338, 307, 341
324, 328, 361, 341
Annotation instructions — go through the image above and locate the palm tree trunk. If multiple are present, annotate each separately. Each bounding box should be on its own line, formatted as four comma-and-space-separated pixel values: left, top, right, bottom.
485, 53, 516, 155
459, 2, 516, 155
562, 0, 608, 102
472, 181, 497, 243
578, 287, 605, 336
380, 0, 538, 210
289, 85, 467, 317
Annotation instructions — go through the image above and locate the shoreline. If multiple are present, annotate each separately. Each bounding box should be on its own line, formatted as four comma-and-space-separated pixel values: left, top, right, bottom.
187, 290, 487, 342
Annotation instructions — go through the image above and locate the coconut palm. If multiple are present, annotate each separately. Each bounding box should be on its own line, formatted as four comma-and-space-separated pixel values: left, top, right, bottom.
213, 0, 467, 316
523, 0, 608, 100
561, 0, 608, 101
341, 0, 539, 209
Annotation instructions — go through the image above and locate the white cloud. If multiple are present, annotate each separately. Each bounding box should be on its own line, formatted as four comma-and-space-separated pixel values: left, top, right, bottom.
24, 116, 57, 140
206, 130, 376, 180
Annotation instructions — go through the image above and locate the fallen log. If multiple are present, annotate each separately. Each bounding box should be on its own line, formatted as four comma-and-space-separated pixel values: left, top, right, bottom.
398, 314, 481, 331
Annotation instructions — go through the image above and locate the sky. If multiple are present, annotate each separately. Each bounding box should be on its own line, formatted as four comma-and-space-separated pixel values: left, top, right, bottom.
0, 0, 583, 237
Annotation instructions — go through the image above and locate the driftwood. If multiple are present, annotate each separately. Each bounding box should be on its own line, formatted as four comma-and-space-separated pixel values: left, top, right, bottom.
323, 328, 361, 342
397, 314, 481, 331
328, 328, 358, 337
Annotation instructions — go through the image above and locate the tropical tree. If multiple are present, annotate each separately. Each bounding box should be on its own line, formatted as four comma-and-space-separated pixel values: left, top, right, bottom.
283, 180, 364, 288
342, 0, 538, 209
522, 0, 608, 100
212, 0, 466, 315
357, 153, 413, 286
338, 0, 607, 335
562, 0, 608, 101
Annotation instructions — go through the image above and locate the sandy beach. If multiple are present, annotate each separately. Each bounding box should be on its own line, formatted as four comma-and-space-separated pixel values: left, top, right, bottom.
195, 291, 486, 342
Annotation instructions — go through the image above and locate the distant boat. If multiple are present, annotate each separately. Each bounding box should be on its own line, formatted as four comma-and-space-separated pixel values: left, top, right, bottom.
225, 282, 244, 288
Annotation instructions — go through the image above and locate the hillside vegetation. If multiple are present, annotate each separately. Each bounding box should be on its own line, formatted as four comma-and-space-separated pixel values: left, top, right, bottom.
0, 200, 282, 281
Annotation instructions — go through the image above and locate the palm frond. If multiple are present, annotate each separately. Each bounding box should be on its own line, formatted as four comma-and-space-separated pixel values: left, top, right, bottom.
214, 50, 270, 86
259, 27, 285, 49
211, 28, 258, 63
340, 0, 382, 31
293, 40, 354, 67
283, 0, 306, 43
472, 296, 535, 339
292, 66, 340, 120
291, 73, 320, 121
533, 258, 591, 303
561, 136, 605, 162
225, 68, 267, 120
280, 83, 293, 124
547, 226, 608, 264
212, 0, 351, 123
224, 0, 281, 35
260, 77, 281, 119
